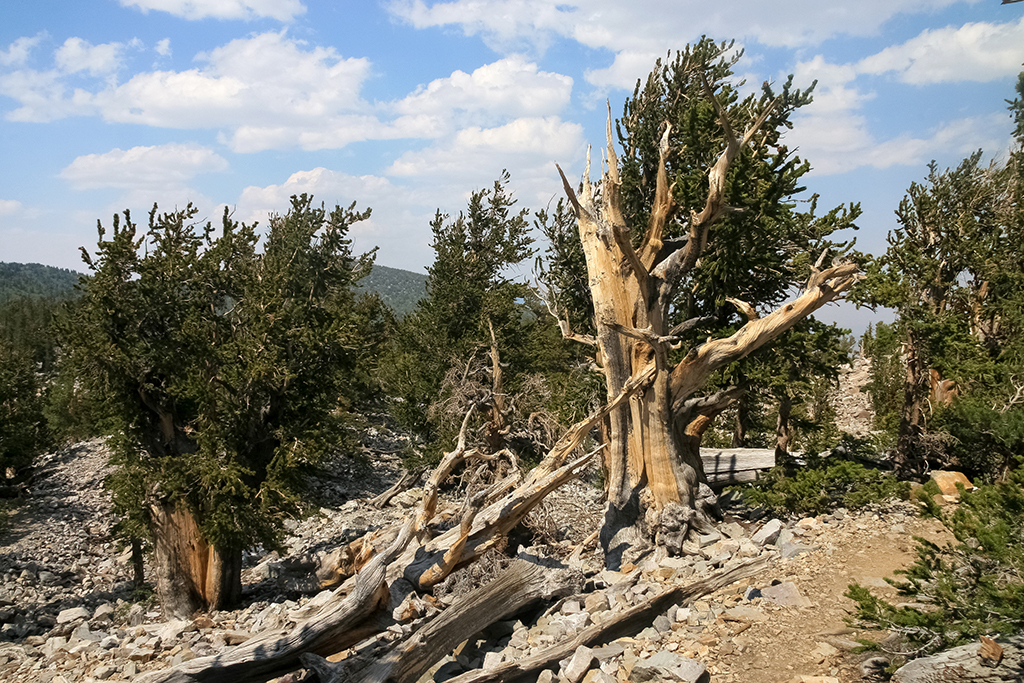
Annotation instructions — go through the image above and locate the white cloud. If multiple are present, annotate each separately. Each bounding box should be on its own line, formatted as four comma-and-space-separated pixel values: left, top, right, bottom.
858, 16, 1024, 84
789, 103, 1008, 175
89, 32, 371, 130
0, 35, 43, 67
155, 38, 172, 56
0, 68, 81, 122
55, 38, 124, 76
782, 16, 1024, 175
395, 56, 572, 118
388, 116, 584, 178
389, 0, 975, 60
0, 199, 22, 215
584, 50, 660, 90
2, 33, 581, 154
118, 0, 306, 22
236, 168, 394, 222
60, 143, 229, 191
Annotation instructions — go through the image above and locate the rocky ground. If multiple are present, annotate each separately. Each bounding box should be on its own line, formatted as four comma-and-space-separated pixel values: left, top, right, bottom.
0, 364, 956, 683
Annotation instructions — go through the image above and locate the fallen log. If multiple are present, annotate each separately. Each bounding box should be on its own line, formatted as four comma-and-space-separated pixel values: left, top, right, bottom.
137, 518, 416, 683
137, 371, 649, 683
346, 560, 581, 683
892, 635, 1024, 683
446, 554, 770, 683
700, 448, 777, 486
368, 467, 425, 509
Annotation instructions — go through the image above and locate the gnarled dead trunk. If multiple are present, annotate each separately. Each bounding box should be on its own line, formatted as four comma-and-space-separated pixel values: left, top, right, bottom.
555, 91, 860, 563
149, 499, 242, 617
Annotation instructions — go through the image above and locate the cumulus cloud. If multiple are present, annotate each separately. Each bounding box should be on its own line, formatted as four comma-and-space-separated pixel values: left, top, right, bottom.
783, 16, 1023, 176
88, 32, 372, 131
389, 0, 973, 63
584, 50, 661, 90
236, 168, 394, 223
388, 116, 584, 178
60, 143, 229, 191
0, 35, 43, 67
0, 199, 23, 215
55, 38, 124, 76
118, 0, 306, 22
395, 56, 572, 119
858, 16, 1024, 84
1, 33, 579, 154
155, 38, 172, 56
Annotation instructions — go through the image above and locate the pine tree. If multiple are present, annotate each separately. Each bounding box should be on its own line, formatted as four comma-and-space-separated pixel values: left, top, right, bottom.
61, 195, 380, 615
381, 173, 542, 461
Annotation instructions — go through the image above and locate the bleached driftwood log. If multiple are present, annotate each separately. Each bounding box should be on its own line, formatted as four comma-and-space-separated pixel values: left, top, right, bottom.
446, 555, 770, 683
137, 370, 650, 683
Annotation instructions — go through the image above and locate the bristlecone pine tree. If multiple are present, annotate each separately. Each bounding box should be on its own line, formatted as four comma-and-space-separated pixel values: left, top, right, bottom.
61, 195, 379, 616
549, 39, 861, 563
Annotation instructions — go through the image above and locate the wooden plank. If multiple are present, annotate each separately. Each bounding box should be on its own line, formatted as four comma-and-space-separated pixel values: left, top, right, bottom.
700, 448, 776, 474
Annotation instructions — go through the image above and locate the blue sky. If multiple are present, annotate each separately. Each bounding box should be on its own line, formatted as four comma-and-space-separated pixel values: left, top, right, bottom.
1, 0, 1023, 331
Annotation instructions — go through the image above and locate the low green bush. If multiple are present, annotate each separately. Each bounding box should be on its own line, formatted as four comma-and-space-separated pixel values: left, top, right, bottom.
740, 458, 910, 516
846, 463, 1024, 659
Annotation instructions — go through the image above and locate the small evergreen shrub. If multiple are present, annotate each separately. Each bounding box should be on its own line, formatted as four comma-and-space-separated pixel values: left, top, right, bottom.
846, 463, 1024, 658
740, 457, 910, 516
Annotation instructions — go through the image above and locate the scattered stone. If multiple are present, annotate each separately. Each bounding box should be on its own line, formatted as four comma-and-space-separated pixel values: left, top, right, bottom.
929, 470, 975, 497
585, 592, 610, 614
561, 645, 594, 683
630, 650, 709, 683
56, 607, 90, 624
752, 519, 783, 546
760, 582, 812, 608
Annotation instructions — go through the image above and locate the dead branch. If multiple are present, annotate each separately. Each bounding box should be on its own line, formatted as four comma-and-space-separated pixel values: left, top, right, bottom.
137, 517, 417, 683
369, 467, 425, 509
140, 352, 657, 683
349, 560, 581, 683
446, 555, 770, 683
669, 262, 859, 412
726, 297, 758, 320
543, 292, 597, 347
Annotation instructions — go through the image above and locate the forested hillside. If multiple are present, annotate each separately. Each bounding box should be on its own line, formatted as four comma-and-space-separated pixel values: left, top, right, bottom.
0, 262, 80, 303
358, 263, 427, 316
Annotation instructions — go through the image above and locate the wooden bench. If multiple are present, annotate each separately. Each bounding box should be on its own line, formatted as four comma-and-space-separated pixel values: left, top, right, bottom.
701, 448, 777, 486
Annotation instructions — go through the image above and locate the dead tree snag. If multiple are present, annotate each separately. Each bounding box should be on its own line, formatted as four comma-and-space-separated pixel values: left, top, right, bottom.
555, 85, 860, 563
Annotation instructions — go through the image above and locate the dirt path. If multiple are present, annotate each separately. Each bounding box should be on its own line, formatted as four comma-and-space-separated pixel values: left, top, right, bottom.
695, 506, 950, 682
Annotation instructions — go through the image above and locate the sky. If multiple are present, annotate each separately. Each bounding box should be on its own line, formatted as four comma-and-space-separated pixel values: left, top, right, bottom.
1, 0, 1023, 332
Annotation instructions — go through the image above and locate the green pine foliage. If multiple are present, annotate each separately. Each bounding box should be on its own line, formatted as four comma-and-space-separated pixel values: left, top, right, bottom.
60, 195, 381, 552
859, 72, 1024, 479
540, 38, 862, 450
847, 464, 1024, 657
860, 322, 903, 439
740, 457, 910, 516
0, 340, 48, 473
381, 172, 567, 464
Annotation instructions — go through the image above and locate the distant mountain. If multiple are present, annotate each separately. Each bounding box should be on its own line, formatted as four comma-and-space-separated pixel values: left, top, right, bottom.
0, 262, 81, 303
360, 264, 427, 317
0, 261, 427, 317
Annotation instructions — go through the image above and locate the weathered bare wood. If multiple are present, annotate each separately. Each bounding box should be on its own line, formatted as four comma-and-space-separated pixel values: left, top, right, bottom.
701, 448, 776, 476
136, 519, 415, 683
350, 560, 580, 683
892, 636, 1024, 682
139, 369, 655, 683
369, 467, 424, 509
669, 262, 860, 413
446, 555, 770, 683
